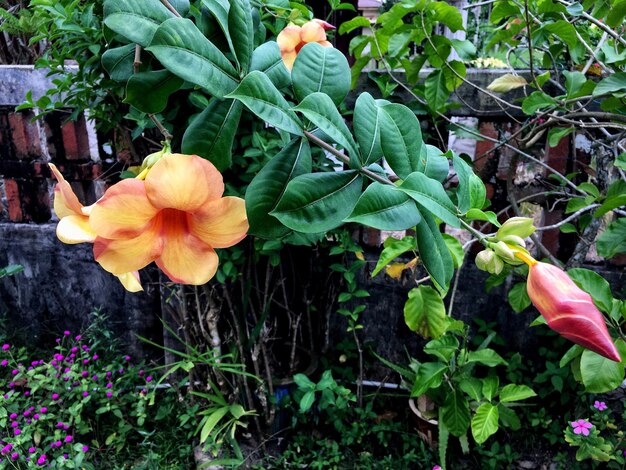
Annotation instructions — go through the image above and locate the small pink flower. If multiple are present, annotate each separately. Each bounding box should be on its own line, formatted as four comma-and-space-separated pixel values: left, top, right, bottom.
571, 419, 593, 436
433, 466, 442, 470
2, 344, 10, 350
594, 400, 607, 411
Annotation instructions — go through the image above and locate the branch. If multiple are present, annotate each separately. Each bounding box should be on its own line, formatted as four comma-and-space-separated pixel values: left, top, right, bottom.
535, 204, 601, 231
160, 0, 182, 17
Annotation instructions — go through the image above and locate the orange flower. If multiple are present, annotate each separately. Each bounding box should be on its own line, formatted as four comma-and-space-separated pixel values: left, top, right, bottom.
49, 164, 142, 292
519, 253, 621, 362
276, 19, 334, 70
88, 154, 248, 286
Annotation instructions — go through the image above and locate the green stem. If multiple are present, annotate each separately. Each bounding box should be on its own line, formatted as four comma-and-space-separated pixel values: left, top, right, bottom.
459, 219, 488, 245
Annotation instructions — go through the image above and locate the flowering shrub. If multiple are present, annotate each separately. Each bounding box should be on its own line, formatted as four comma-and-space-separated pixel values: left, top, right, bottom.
0, 332, 157, 468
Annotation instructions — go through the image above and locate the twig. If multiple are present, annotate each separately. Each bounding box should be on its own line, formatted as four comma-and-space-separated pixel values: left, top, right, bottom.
160, 0, 182, 17
535, 204, 601, 231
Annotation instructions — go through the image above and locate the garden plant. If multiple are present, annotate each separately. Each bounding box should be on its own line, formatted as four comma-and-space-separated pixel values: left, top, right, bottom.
0, 0, 625, 467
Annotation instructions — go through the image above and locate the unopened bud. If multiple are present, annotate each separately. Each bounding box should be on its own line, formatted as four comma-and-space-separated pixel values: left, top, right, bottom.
492, 241, 517, 263
498, 234, 526, 249
475, 249, 494, 272
497, 217, 536, 240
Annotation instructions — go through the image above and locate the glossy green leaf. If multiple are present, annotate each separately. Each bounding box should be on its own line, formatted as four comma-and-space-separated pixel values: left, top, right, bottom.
594, 180, 626, 217
597, 219, 626, 258
147, 18, 239, 97
497, 405, 521, 431
508, 282, 531, 313
353, 93, 383, 165
345, 182, 422, 230
378, 103, 425, 179
404, 285, 447, 339
167, 0, 189, 15
471, 403, 499, 444
229, 0, 254, 72
199, 407, 229, 443
465, 209, 500, 226
606, 0, 626, 27
101, 44, 136, 82
543, 20, 578, 49
411, 362, 448, 397
452, 154, 485, 213
124, 70, 183, 114
482, 375, 499, 401
372, 236, 416, 277
421, 145, 450, 182
593, 72, 626, 96
414, 213, 454, 292
103, 0, 173, 47
442, 233, 464, 269
292, 43, 351, 106
522, 91, 557, 115
245, 139, 311, 239
271, 171, 363, 233
432, 1, 464, 31
499, 384, 537, 403
181, 98, 243, 171
425, 69, 449, 110
226, 71, 303, 135
299, 390, 316, 412
424, 335, 459, 362
548, 127, 574, 147
397, 172, 460, 228
466, 349, 507, 367
442, 391, 471, 437
250, 42, 291, 89
338, 16, 371, 34
293, 92, 358, 161
580, 343, 625, 393
459, 378, 482, 401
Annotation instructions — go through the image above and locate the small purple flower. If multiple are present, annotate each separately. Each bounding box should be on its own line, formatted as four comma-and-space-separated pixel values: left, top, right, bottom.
75, 335, 82, 341
106, 382, 112, 389
64, 331, 70, 336
571, 419, 593, 436
10, 452, 18, 460
11, 369, 18, 375
1, 360, 7, 366
37, 454, 47, 465
433, 466, 442, 470
594, 400, 607, 411
106, 391, 113, 398
106, 371, 112, 378
2, 344, 10, 351
92, 354, 99, 360
82, 391, 89, 397
124, 355, 131, 361
13, 428, 20, 436
54, 441, 62, 448
63, 424, 69, 430
9, 413, 16, 419
28, 447, 36, 454
39, 407, 47, 414
64, 436, 72, 443
10, 421, 18, 428
57, 422, 64, 428
33, 414, 40, 420
23, 410, 30, 417
138, 369, 145, 377
146, 376, 153, 382
92, 375, 98, 381
52, 393, 59, 400
81, 445, 89, 453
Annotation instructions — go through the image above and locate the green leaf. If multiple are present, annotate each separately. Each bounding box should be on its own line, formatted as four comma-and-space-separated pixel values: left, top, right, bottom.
451, 39, 476, 60
432, 1, 464, 31
606, 0, 626, 27
543, 20, 578, 49
378, 103, 426, 179
245, 139, 311, 238
452, 154, 485, 213
372, 236, 416, 277
559, 344, 583, 368
597, 218, 626, 258
199, 407, 229, 443
299, 390, 316, 412
353, 93, 383, 165
229, 0, 254, 72
124, 70, 183, 114
250, 42, 291, 89
567, 268, 613, 313
147, 18, 239, 97
507, 282, 531, 313
580, 344, 625, 393
594, 180, 626, 217
465, 209, 500, 226
293, 92, 359, 162
425, 69, 449, 110
414, 213, 455, 292
522, 91, 557, 115
593, 72, 626, 96
103, 0, 174, 47
424, 334, 459, 362
101, 44, 136, 82
442, 391, 471, 437
292, 43, 351, 106
293, 373, 315, 390
499, 384, 537, 403
497, 404, 521, 431
181, 98, 243, 171
490, 1, 520, 23
421, 145, 450, 183
563, 70, 587, 98
466, 349, 507, 367
345, 182, 422, 230
226, 70, 303, 135
338, 16, 371, 35
411, 362, 448, 396
471, 403, 499, 444
397, 172, 460, 228
459, 378, 482, 401
442, 233, 464, 269
272, 171, 363, 233
404, 285, 447, 339
482, 375, 499, 401
548, 127, 573, 148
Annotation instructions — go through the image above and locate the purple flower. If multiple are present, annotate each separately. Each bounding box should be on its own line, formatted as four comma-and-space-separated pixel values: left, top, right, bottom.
54, 441, 62, 448
92, 354, 99, 360
13, 428, 20, 436
52, 393, 59, 400
106, 391, 113, 398
92, 375, 98, 381
75, 335, 82, 341
2, 344, 10, 350
33, 414, 40, 420
10, 421, 18, 428
124, 355, 131, 361
146, 376, 153, 382
81, 445, 89, 453
64, 331, 70, 336
28, 447, 36, 454
11, 369, 18, 375
10, 452, 18, 460
594, 400, 607, 411
82, 391, 89, 397
571, 419, 593, 436
64, 436, 72, 443
39, 407, 47, 413
57, 422, 64, 428
37, 454, 47, 465
9, 413, 17, 419
1, 360, 7, 366
433, 466, 442, 470
106, 382, 112, 389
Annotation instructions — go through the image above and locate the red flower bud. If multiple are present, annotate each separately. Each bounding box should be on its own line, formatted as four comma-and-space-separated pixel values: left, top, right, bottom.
527, 261, 621, 362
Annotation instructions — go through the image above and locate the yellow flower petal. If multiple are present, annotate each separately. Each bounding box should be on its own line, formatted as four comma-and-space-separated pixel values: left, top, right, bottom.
145, 154, 224, 211
49, 163, 84, 218
116, 271, 143, 292
301, 21, 326, 43
56, 214, 96, 244
156, 209, 218, 284
281, 50, 298, 70
189, 196, 248, 249
89, 179, 158, 239
93, 219, 163, 275
277, 25, 302, 52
